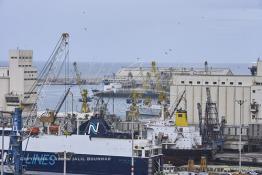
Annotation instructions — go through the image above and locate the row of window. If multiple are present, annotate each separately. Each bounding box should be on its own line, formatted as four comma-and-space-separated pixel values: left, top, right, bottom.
24, 78, 37, 80
10, 56, 32, 59
27, 74, 35, 77
180, 81, 243, 85
24, 71, 37, 73
24, 92, 37, 94
19, 65, 31, 67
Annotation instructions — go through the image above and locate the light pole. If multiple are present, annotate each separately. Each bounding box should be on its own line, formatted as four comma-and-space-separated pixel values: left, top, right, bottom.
0, 112, 4, 175
236, 100, 245, 173
131, 104, 134, 175
0, 111, 9, 175
129, 101, 138, 175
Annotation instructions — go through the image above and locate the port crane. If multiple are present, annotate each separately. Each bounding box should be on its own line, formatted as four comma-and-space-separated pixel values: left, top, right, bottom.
24, 33, 70, 127
138, 66, 152, 106
150, 61, 167, 104
2, 33, 70, 174
169, 90, 186, 118
73, 62, 90, 113
198, 87, 225, 148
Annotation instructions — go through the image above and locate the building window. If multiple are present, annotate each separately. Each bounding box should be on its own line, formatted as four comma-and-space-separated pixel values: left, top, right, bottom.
138, 150, 142, 157
230, 82, 234, 85
221, 82, 225, 85
197, 81, 200, 84
181, 81, 184, 84
238, 82, 242, 85
213, 82, 217, 85
253, 90, 256, 93
189, 81, 192, 84
145, 150, 150, 157
205, 81, 209, 85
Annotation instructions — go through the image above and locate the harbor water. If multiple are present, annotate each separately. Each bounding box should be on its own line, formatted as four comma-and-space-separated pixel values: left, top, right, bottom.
38, 84, 130, 119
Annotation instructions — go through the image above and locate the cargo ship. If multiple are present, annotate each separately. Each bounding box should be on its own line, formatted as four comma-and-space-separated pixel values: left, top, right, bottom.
145, 109, 212, 165
0, 109, 162, 175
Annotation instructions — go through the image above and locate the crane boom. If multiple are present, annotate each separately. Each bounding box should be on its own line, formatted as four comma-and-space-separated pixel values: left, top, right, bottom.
170, 90, 185, 117
24, 33, 70, 127
54, 87, 71, 118
27, 33, 69, 97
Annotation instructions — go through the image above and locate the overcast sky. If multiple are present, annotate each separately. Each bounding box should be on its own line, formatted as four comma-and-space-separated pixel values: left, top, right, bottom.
1, 0, 262, 63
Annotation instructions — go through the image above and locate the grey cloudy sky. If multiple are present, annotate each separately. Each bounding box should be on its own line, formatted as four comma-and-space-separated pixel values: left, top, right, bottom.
1, 0, 262, 63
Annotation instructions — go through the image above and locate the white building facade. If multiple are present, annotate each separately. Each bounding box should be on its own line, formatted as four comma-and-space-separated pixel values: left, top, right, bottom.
0, 49, 37, 113
170, 60, 262, 128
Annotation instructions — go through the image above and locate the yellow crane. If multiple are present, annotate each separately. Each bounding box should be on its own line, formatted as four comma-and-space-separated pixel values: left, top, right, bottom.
151, 61, 167, 104
73, 62, 89, 113
138, 66, 152, 106
128, 89, 140, 121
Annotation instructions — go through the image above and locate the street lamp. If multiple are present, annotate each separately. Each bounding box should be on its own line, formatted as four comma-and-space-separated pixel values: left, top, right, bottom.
236, 99, 245, 173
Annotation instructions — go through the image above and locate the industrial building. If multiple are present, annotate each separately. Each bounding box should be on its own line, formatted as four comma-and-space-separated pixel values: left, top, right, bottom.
0, 49, 37, 114
170, 61, 262, 126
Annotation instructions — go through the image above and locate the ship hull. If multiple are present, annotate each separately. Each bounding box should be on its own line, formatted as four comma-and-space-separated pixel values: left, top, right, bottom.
4, 150, 161, 175
162, 148, 213, 165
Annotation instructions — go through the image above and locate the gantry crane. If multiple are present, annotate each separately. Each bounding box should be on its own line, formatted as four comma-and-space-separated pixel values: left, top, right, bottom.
73, 62, 89, 113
